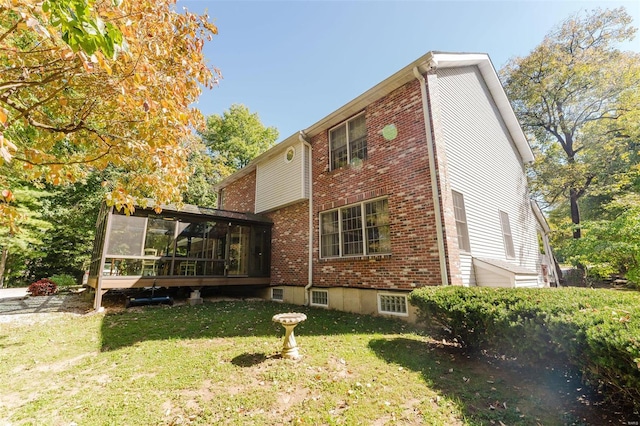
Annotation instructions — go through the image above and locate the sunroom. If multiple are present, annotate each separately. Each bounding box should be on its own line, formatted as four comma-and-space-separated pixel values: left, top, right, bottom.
88, 203, 272, 309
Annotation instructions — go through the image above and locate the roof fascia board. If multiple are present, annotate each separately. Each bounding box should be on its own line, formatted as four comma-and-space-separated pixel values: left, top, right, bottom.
531, 200, 551, 233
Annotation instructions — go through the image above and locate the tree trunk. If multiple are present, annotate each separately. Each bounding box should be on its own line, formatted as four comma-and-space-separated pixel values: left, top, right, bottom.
0, 248, 7, 288
570, 188, 581, 239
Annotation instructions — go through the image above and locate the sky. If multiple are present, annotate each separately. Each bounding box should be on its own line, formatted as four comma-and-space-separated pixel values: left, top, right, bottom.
179, 0, 640, 142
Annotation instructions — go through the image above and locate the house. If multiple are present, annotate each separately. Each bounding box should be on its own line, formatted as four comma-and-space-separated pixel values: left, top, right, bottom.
214, 51, 556, 321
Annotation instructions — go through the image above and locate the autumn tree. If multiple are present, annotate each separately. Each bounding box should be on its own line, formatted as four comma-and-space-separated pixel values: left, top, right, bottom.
1, 0, 220, 232
199, 104, 279, 171
500, 7, 640, 239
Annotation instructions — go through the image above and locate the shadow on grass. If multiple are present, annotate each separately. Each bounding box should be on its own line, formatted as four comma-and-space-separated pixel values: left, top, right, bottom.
231, 352, 270, 367
100, 299, 410, 352
368, 336, 631, 426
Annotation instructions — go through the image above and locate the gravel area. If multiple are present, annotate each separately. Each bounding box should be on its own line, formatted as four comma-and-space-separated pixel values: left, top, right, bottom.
0, 292, 94, 325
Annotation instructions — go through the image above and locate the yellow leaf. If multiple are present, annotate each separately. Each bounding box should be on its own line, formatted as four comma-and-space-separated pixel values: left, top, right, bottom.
1, 189, 15, 202
0, 107, 7, 124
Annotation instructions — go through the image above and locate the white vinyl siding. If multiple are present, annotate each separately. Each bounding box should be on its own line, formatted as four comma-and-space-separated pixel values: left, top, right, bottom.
436, 66, 539, 278
459, 252, 475, 286
255, 141, 309, 213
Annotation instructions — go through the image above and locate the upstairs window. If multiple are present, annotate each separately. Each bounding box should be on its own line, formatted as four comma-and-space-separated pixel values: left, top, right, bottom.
452, 191, 471, 252
320, 198, 390, 258
330, 113, 367, 170
499, 210, 515, 259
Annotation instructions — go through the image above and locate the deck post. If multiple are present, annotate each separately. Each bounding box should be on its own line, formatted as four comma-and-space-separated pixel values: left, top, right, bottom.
93, 289, 108, 311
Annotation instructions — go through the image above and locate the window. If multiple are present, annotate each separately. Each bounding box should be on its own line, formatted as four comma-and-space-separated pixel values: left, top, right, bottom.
330, 114, 367, 170
107, 215, 146, 256
320, 211, 340, 258
145, 217, 176, 257
378, 293, 408, 316
285, 147, 295, 163
499, 210, 515, 259
311, 289, 328, 306
271, 288, 284, 301
452, 191, 471, 252
320, 198, 390, 258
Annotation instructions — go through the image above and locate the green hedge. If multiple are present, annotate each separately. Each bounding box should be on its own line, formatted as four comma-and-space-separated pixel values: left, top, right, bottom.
408, 286, 640, 407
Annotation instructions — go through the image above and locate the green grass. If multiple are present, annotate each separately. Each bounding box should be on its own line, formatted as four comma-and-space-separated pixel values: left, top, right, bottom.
0, 298, 623, 425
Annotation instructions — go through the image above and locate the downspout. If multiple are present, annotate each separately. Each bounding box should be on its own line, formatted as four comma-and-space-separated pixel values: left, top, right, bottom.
413, 65, 449, 286
299, 131, 314, 305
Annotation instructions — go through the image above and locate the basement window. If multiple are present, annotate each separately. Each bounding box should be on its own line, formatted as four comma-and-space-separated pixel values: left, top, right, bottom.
378, 293, 408, 316
310, 289, 328, 307
271, 288, 284, 301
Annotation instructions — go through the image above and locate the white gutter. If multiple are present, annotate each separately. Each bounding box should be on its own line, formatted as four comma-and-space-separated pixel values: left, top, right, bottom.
299, 131, 314, 305
413, 65, 450, 286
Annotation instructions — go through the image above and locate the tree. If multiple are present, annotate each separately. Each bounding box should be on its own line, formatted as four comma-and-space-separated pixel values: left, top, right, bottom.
30, 172, 106, 282
500, 7, 640, 239
181, 134, 231, 207
0, 183, 52, 287
199, 104, 279, 171
1, 0, 220, 231
560, 194, 640, 286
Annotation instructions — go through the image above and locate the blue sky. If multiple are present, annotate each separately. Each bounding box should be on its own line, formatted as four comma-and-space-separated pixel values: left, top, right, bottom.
180, 0, 640, 142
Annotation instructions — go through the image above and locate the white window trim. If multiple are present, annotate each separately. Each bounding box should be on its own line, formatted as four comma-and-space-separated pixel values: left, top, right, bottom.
499, 210, 516, 259
328, 111, 366, 171
271, 287, 284, 302
452, 190, 471, 253
377, 292, 409, 317
310, 289, 329, 307
319, 196, 390, 259
284, 146, 295, 163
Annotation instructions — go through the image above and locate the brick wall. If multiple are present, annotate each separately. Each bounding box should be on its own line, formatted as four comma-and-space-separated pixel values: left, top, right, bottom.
265, 201, 309, 286
312, 78, 445, 290
220, 171, 256, 213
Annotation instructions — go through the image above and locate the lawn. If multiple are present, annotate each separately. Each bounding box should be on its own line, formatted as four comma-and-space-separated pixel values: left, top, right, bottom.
0, 296, 621, 425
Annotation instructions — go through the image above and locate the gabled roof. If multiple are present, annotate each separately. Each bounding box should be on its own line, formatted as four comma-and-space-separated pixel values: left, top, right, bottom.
215, 51, 533, 190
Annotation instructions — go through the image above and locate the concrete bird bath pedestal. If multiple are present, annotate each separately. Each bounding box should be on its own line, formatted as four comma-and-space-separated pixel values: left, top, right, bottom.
272, 312, 307, 360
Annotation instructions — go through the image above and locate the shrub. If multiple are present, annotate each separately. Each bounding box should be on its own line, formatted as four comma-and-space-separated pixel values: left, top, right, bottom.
408, 286, 640, 407
48, 274, 77, 287
27, 278, 58, 296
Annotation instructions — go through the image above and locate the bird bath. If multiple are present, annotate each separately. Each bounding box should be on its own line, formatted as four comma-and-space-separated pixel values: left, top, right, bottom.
272, 312, 307, 360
